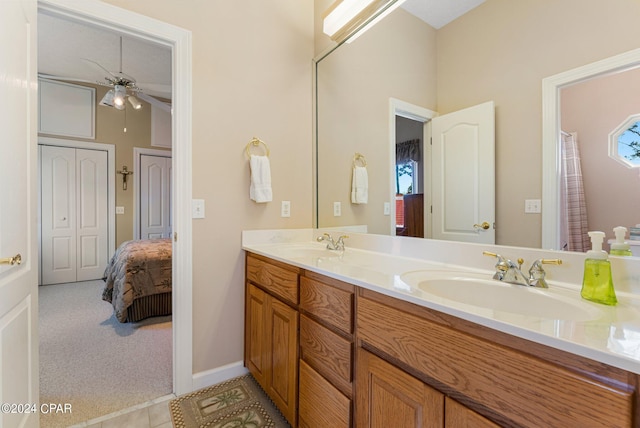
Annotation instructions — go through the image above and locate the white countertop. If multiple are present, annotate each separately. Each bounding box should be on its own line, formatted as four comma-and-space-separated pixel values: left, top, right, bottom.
242, 228, 640, 375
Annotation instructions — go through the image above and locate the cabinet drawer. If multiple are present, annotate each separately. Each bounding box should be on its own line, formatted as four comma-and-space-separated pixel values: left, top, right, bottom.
300, 275, 353, 335
246, 255, 298, 305
299, 359, 351, 428
357, 295, 634, 428
300, 314, 352, 397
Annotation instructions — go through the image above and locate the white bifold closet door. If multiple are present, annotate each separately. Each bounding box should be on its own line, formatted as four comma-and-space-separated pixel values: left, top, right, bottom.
40, 145, 108, 285
140, 154, 172, 239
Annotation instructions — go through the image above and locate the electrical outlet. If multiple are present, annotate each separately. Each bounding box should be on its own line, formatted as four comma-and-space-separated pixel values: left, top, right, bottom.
524, 199, 541, 213
192, 199, 205, 218
115, 206, 125, 215
333, 201, 341, 217
281, 201, 291, 217
383, 202, 390, 216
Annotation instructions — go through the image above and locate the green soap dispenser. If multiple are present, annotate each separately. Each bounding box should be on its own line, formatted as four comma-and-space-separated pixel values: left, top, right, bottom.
581, 231, 617, 306
610, 226, 633, 256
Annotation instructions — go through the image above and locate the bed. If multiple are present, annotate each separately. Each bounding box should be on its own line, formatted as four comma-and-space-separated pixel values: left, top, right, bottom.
102, 238, 172, 322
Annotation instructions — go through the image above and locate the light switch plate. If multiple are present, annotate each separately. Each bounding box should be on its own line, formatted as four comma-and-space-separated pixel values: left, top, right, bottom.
524, 199, 541, 213
192, 199, 205, 219
383, 202, 390, 216
115, 206, 125, 215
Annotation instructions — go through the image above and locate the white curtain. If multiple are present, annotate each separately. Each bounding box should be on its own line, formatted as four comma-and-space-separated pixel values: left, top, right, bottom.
560, 132, 590, 251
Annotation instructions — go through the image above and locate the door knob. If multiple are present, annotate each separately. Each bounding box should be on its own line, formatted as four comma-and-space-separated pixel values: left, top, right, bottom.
473, 222, 490, 230
0, 254, 22, 265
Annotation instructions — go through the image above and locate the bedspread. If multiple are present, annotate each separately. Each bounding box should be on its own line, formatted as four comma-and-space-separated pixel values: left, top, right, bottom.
102, 238, 172, 322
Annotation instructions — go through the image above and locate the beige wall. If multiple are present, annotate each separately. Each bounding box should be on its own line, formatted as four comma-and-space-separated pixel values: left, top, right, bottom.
101, 0, 314, 374
561, 67, 640, 244
93, 85, 171, 246
437, 0, 640, 247
39, 83, 168, 246
316, 8, 437, 233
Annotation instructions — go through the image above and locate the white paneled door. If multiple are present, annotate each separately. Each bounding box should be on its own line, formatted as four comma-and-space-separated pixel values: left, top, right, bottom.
431, 101, 495, 244
40, 145, 108, 285
0, 0, 39, 426
140, 154, 172, 239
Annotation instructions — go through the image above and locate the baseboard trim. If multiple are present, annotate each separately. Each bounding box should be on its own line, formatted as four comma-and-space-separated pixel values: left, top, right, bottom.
192, 361, 248, 391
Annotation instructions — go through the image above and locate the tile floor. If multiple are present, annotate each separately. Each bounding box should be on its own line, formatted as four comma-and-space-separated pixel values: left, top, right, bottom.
69, 394, 176, 428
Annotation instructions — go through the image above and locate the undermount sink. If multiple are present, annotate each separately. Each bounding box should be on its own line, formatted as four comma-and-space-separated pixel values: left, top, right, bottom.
400, 270, 602, 321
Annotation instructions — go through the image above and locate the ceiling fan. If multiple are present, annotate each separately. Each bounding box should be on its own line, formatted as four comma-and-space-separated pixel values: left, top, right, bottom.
39, 35, 171, 113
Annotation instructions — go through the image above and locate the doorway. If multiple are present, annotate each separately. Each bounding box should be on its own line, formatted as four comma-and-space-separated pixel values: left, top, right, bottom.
395, 116, 425, 238
541, 48, 640, 249
134, 148, 173, 240
388, 98, 436, 237
39, 0, 193, 407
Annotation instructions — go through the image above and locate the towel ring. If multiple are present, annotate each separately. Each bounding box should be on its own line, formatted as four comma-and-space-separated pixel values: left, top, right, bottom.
245, 137, 270, 157
353, 152, 367, 167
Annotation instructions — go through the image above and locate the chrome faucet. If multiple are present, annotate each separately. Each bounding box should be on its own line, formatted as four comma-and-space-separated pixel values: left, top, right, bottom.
317, 233, 348, 251
484, 251, 529, 286
527, 258, 563, 288
483, 251, 562, 288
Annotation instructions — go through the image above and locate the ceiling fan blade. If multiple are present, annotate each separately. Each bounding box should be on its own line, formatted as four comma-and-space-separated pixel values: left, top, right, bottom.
136, 93, 172, 113
81, 58, 118, 79
136, 82, 172, 96
38, 73, 105, 86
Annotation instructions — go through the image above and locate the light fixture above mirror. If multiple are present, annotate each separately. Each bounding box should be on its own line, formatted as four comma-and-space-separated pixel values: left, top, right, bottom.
323, 0, 407, 44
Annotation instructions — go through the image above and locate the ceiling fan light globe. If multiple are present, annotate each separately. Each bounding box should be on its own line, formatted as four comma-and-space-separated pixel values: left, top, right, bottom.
128, 95, 142, 110
113, 84, 127, 107
99, 89, 115, 107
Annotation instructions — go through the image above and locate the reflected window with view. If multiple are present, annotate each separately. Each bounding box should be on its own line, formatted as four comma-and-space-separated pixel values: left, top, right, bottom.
610, 115, 640, 168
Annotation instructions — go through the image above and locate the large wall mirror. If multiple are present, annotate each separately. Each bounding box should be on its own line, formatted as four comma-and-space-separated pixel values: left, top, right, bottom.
315, 0, 640, 252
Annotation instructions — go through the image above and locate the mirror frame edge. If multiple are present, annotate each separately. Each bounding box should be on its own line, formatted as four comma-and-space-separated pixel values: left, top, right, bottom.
542, 47, 640, 250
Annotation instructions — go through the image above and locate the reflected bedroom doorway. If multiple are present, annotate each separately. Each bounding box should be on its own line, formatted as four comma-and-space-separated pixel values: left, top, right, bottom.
389, 98, 435, 238
395, 116, 426, 238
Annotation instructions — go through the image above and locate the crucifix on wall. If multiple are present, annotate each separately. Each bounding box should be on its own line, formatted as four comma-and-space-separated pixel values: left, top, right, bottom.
117, 165, 133, 190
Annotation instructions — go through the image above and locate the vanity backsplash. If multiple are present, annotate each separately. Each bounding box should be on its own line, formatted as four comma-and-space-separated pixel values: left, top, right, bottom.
242, 228, 640, 296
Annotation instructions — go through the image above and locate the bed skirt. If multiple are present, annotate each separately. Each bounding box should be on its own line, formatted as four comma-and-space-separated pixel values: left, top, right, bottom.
126, 292, 172, 322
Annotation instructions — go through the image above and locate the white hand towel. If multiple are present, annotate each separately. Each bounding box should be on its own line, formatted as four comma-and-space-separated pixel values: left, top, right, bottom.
249, 155, 273, 203
351, 166, 368, 204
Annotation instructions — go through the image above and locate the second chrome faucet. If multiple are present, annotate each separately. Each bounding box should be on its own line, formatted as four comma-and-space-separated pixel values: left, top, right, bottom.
483, 251, 562, 288
317, 233, 348, 251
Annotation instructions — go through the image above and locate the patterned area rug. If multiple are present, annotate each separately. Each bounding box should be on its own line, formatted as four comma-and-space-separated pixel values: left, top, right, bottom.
169, 374, 290, 428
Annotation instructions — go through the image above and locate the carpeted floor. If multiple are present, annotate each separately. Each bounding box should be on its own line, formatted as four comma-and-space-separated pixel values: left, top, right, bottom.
170, 374, 290, 428
39, 280, 172, 427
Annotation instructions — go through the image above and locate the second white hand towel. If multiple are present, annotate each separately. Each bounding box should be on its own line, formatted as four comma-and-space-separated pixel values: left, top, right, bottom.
249, 155, 273, 203
351, 165, 368, 204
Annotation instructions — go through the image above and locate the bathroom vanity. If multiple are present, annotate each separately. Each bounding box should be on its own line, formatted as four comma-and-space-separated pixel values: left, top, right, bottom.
243, 229, 640, 427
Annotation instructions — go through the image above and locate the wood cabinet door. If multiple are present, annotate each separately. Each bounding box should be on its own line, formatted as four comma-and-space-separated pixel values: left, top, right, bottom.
356, 349, 444, 428
445, 398, 499, 428
245, 284, 268, 390
268, 297, 298, 426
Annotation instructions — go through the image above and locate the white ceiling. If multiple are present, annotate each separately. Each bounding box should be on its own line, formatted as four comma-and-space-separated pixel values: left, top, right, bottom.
37, 1, 484, 99
402, 0, 485, 29
38, 11, 172, 99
